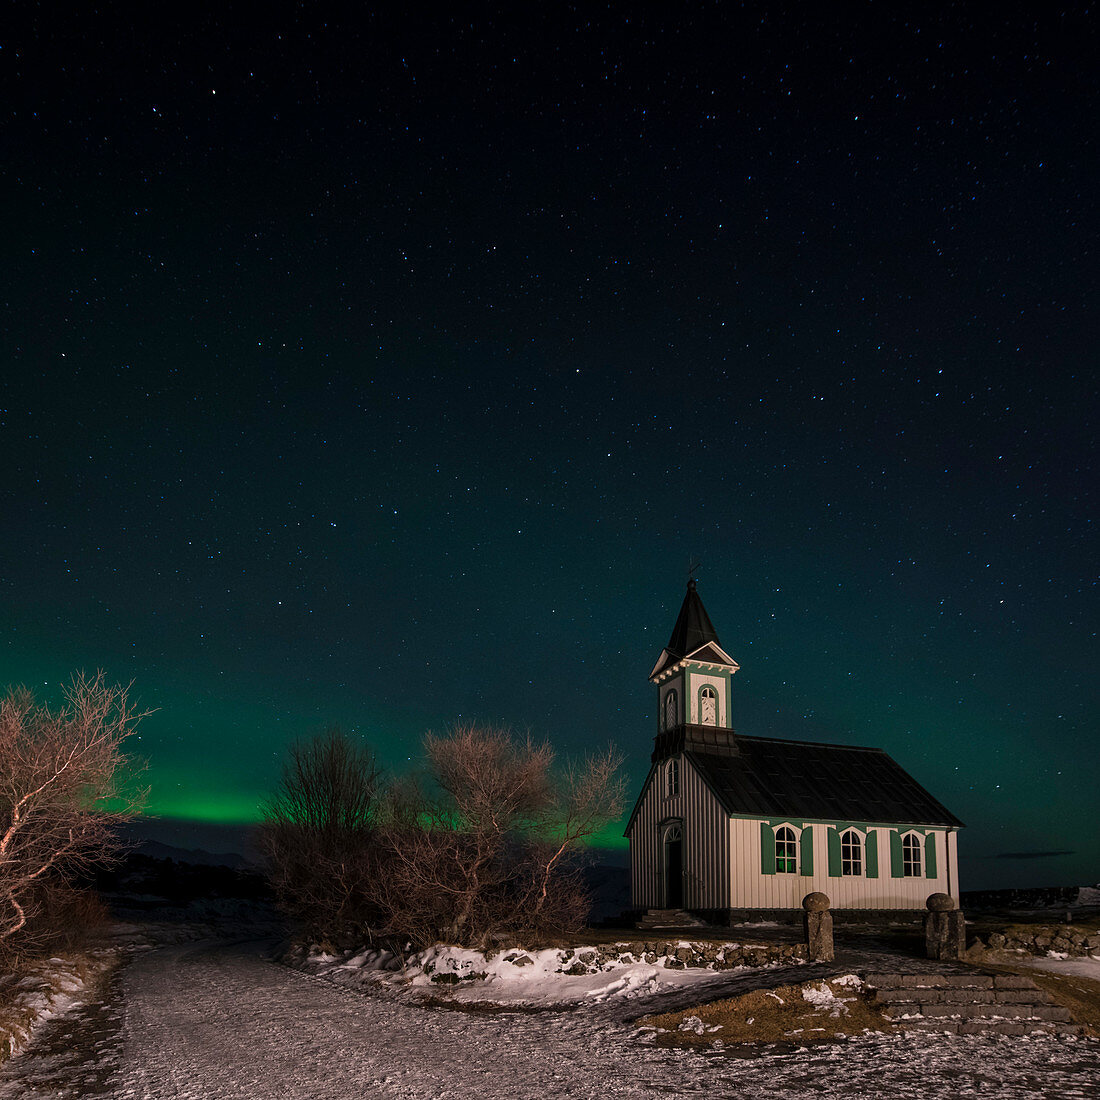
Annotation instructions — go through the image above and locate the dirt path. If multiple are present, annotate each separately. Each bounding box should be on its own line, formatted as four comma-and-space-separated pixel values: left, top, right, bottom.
1, 937, 1097, 1099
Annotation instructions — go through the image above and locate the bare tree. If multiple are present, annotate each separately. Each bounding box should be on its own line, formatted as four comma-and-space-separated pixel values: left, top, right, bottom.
0, 672, 148, 954
256, 728, 384, 943
518, 745, 625, 927
425, 726, 552, 942
377, 726, 624, 948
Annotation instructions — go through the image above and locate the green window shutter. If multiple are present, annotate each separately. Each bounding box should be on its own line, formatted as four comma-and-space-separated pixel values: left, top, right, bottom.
865, 830, 879, 878
890, 830, 904, 878
799, 825, 814, 876
760, 821, 776, 875
827, 828, 841, 877
925, 832, 938, 879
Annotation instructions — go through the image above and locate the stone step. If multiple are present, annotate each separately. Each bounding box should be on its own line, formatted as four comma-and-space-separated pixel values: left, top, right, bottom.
863, 970, 1082, 1036
873, 988, 1056, 1006
901, 1018, 1082, 1038
882, 1002, 1073, 1022
864, 972, 1037, 991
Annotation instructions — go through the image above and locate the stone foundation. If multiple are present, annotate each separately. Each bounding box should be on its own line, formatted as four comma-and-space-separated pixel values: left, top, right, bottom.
557, 939, 807, 974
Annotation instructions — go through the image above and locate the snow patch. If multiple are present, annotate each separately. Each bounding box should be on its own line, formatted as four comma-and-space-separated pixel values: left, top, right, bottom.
1023, 954, 1100, 981
0, 951, 115, 1062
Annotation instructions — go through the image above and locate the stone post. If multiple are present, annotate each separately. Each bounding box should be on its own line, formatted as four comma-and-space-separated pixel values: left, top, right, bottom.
924, 892, 966, 960
802, 892, 834, 962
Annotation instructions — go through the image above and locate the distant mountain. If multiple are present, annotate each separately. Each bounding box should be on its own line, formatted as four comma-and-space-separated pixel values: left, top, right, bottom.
135, 839, 249, 869
120, 819, 258, 867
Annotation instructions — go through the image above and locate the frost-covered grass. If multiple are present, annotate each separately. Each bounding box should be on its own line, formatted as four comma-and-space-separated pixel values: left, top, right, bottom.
637, 974, 890, 1049
0, 949, 118, 1064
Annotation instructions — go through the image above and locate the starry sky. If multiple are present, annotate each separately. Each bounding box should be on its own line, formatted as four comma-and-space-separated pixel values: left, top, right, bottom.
2, 4, 1096, 889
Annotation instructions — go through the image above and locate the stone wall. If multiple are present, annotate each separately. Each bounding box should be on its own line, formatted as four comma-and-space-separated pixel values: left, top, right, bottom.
556, 939, 807, 974
978, 924, 1100, 958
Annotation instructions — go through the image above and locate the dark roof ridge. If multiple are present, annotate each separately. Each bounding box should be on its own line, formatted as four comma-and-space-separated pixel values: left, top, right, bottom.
728, 732, 890, 754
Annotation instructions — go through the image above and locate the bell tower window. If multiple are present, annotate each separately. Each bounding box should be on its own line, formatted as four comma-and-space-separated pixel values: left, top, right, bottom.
699, 685, 717, 726
664, 689, 678, 731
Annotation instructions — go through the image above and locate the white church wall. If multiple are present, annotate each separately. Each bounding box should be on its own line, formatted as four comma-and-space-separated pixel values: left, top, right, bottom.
729, 818, 956, 910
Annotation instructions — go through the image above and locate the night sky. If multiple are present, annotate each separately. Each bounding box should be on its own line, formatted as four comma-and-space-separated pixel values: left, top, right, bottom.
2, 5, 1096, 889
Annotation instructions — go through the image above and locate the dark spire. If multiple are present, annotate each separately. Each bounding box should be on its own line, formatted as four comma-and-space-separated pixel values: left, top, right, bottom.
665, 578, 721, 658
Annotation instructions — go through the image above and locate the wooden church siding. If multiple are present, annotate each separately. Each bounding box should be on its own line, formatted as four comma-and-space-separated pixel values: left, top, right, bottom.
628, 758, 729, 909
946, 830, 959, 899
728, 820, 956, 909
681, 758, 729, 910
627, 770, 667, 909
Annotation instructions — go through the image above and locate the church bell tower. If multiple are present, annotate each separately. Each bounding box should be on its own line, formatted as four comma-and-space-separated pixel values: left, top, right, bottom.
648, 579, 740, 761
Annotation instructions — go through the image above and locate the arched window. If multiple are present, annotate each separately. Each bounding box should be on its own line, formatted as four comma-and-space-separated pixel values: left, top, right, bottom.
841, 829, 863, 876
902, 833, 923, 877
699, 685, 718, 726
664, 689, 678, 731
665, 757, 680, 798
775, 826, 798, 874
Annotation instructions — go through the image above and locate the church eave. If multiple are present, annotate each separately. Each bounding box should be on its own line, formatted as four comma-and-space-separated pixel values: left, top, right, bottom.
649, 644, 740, 683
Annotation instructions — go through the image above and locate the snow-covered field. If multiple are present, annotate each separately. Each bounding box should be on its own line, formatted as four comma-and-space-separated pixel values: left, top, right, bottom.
1, 935, 1097, 1099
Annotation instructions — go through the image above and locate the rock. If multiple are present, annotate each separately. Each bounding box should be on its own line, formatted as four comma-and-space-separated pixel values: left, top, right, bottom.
925, 892, 957, 912
988, 933, 1007, 950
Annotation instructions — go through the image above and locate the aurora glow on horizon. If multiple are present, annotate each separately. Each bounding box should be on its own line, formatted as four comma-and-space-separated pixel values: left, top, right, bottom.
2, 5, 1095, 887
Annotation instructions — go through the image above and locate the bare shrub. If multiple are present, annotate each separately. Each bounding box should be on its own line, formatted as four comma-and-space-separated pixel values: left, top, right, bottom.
256, 728, 384, 944
2, 882, 111, 964
377, 726, 624, 948
0, 672, 147, 959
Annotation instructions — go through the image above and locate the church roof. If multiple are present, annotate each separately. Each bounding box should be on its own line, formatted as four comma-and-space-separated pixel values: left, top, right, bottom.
684, 733, 964, 828
667, 578, 720, 655
649, 580, 738, 680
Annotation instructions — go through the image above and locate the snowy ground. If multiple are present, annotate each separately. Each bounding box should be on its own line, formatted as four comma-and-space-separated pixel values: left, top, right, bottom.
1023, 954, 1100, 981
0, 951, 116, 1062
0, 935, 1097, 1099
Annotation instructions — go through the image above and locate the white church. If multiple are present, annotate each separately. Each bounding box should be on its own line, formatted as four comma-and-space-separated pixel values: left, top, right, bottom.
626, 580, 964, 915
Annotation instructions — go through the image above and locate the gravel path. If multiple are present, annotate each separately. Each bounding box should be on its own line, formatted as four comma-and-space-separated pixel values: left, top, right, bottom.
1, 937, 1097, 1099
